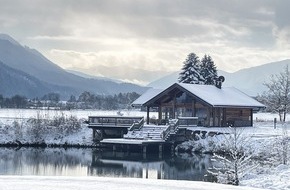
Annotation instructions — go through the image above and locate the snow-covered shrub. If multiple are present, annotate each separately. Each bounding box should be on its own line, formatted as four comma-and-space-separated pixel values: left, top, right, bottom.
61, 115, 82, 135
177, 127, 260, 186
208, 127, 258, 186
50, 114, 66, 128
266, 124, 290, 166
176, 132, 229, 153
47, 114, 81, 135
26, 116, 46, 143
24, 113, 82, 143
12, 120, 23, 141
0, 124, 9, 135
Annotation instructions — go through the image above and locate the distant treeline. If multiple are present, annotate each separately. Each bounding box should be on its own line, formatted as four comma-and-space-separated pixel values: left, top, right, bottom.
0, 91, 140, 110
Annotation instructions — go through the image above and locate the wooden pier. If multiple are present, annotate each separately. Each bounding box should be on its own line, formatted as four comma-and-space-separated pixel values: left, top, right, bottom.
87, 116, 144, 140
87, 116, 199, 155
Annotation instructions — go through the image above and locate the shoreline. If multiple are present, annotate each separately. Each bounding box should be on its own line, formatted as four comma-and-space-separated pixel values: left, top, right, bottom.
0, 142, 99, 149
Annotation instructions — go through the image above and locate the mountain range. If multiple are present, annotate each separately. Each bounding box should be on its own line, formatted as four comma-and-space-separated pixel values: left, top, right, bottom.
1, 33, 289, 99
147, 59, 290, 96
0, 34, 147, 99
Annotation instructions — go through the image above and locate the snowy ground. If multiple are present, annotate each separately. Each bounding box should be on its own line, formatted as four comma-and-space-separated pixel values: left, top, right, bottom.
0, 176, 262, 190
178, 114, 290, 190
0, 109, 157, 146
0, 108, 157, 120
0, 109, 290, 189
241, 164, 290, 190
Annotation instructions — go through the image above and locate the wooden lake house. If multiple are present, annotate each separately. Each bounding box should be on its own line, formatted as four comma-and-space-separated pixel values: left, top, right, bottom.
132, 83, 265, 127
87, 82, 265, 155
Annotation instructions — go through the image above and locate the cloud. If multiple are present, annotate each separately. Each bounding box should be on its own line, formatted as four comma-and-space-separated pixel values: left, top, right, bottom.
47, 49, 172, 85
0, 0, 290, 84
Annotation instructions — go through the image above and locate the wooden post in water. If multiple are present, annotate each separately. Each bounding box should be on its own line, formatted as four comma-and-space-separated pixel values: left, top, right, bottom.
113, 145, 117, 157
92, 129, 96, 139
159, 144, 163, 159
142, 145, 147, 159
171, 144, 175, 156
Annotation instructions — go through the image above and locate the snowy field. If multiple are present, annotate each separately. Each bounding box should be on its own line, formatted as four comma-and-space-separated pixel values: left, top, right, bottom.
0, 176, 262, 190
0, 108, 157, 121
0, 109, 290, 189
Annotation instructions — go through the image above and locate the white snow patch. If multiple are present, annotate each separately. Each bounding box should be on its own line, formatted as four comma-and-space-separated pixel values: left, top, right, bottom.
0, 176, 263, 190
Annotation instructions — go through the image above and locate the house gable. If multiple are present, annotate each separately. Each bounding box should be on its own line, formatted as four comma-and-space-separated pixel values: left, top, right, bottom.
132, 83, 265, 127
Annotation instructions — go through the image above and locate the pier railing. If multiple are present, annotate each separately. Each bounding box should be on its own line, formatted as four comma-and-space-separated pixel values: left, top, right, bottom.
162, 117, 199, 140
162, 119, 178, 140
88, 116, 144, 128
178, 117, 199, 127
128, 118, 144, 131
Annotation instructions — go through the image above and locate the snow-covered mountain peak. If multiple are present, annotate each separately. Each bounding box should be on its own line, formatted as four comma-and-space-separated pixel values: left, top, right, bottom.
0, 33, 21, 46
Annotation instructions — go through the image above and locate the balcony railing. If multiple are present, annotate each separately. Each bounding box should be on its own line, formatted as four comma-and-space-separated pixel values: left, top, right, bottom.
88, 116, 144, 128
178, 117, 199, 127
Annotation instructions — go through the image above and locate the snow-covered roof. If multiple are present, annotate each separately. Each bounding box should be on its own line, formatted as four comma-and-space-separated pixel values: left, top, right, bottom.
131, 88, 163, 106
134, 83, 265, 108
178, 83, 265, 108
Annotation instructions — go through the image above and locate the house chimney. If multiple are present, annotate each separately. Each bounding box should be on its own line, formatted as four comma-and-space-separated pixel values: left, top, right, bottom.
216, 76, 225, 89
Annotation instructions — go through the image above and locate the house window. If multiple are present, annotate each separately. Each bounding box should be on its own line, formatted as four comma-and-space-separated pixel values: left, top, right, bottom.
196, 108, 207, 118
176, 92, 192, 103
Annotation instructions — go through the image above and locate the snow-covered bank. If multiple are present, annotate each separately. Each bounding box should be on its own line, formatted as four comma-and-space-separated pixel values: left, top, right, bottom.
0, 176, 263, 190
176, 120, 290, 190
0, 116, 94, 147
241, 164, 290, 190
0, 109, 157, 147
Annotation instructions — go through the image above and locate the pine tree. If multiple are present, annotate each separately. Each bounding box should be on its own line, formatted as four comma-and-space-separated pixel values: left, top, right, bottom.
178, 53, 204, 84
200, 55, 218, 85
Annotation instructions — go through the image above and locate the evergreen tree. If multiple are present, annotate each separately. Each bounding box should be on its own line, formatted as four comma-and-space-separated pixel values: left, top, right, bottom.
178, 53, 204, 84
200, 55, 218, 85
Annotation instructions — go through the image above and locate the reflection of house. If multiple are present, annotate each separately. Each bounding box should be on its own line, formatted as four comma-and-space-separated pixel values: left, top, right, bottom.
89, 150, 211, 181
132, 83, 265, 127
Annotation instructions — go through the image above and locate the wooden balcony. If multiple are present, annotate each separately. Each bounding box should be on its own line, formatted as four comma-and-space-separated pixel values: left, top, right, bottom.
87, 116, 144, 129
177, 117, 199, 127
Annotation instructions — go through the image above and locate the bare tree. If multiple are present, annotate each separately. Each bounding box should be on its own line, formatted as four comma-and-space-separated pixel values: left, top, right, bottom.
259, 65, 290, 122
208, 127, 257, 186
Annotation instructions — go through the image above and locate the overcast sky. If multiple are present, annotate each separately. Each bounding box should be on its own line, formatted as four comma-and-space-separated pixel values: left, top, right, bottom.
0, 0, 289, 85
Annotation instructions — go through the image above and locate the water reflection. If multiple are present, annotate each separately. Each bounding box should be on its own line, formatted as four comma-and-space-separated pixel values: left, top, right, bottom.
0, 148, 212, 181
0, 148, 90, 176
89, 150, 213, 181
